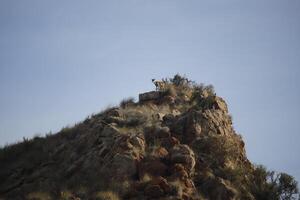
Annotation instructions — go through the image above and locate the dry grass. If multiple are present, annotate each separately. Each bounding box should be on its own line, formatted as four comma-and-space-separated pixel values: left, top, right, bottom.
141, 173, 152, 182
26, 192, 52, 200
60, 190, 73, 200
169, 179, 184, 197
119, 97, 135, 108
95, 191, 120, 200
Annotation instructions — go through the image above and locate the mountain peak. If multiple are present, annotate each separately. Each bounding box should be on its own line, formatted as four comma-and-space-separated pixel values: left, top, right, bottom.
0, 74, 298, 200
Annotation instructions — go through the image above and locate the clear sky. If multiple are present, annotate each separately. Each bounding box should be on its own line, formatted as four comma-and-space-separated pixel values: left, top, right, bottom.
0, 0, 299, 183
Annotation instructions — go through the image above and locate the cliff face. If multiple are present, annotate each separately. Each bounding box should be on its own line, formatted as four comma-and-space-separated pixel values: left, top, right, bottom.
0, 76, 297, 200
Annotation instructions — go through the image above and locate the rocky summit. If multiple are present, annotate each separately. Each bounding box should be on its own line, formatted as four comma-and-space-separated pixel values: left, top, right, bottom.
0, 75, 298, 200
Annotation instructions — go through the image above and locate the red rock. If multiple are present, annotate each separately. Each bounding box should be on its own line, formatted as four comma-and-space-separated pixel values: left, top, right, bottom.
152, 147, 169, 159
150, 176, 171, 193
184, 179, 195, 188
171, 164, 189, 180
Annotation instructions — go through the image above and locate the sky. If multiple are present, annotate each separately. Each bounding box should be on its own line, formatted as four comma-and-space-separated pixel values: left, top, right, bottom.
0, 0, 299, 183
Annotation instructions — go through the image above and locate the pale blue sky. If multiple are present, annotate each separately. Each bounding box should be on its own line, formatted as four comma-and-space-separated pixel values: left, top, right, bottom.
0, 0, 299, 182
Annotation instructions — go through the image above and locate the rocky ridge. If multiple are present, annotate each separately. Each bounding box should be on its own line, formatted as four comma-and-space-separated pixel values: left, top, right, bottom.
0, 75, 298, 200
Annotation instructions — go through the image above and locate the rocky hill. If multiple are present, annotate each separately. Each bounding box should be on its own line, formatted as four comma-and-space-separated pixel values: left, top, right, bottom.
0, 75, 298, 200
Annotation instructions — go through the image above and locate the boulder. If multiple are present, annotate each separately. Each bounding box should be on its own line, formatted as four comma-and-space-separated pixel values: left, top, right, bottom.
129, 135, 145, 153
213, 97, 228, 112
152, 147, 169, 159
150, 176, 171, 193
170, 164, 189, 180
200, 109, 233, 136
168, 110, 203, 143
184, 110, 202, 143
169, 145, 196, 173
139, 91, 162, 102
105, 116, 124, 124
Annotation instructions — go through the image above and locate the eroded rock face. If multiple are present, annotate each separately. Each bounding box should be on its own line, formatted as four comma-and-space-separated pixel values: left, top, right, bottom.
166, 110, 203, 143
0, 84, 255, 200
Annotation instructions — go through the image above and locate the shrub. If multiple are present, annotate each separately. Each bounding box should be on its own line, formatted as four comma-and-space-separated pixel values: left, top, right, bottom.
219, 166, 248, 184
191, 84, 215, 101
164, 84, 177, 97
60, 190, 73, 200
205, 84, 215, 96
95, 191, 120, 200
0, 137, 35, 162
170, 74, 190, 87
27, 192, 52, 200
192, 135, 241, 168
278, 173, 299, 200
169, 179, 184, 197
249, 165, 299, 200
121, 110, 147, 127
120, 97, 135, 108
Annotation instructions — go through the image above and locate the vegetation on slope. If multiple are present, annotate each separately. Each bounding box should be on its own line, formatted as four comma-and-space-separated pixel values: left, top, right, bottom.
0, 74, 298, 200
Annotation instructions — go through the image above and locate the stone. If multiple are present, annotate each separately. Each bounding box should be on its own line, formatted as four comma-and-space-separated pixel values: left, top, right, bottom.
105, 116, 124, 124
184, 111, 202, 143
199, 109, 233, 136
150, 176, 171, 193
152, 147, 169, 159
170, 164, 189, 180
139, 91, 162, 102
170, 145, 196, 173
129, 135, 145, 152
0, 78, 266, 200
214, 97, 228, 112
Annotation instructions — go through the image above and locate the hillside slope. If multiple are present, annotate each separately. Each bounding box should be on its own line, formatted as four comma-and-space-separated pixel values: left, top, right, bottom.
0, 75, 298, 200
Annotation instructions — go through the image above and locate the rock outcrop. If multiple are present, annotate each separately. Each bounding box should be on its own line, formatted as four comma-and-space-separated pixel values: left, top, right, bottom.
139, 91, 162, 102
0, 75, 296, 200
